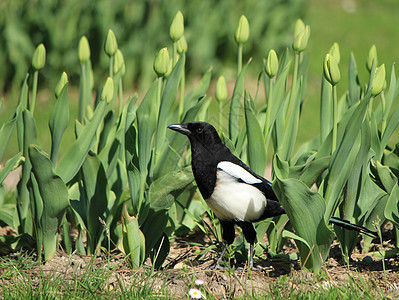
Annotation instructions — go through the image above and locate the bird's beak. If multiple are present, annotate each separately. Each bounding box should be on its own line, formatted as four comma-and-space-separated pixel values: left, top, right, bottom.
168, 124, 191, 135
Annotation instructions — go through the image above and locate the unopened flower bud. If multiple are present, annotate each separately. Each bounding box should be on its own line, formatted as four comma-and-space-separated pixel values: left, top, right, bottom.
55, 72, 68, 98
176, 36, 188, 54
104, 29, 118, 57
234, 15, 250, 45
153, 48, 170, 78
371, 64, 386, 96
78, 36, 91, 63
215, 76, 227, 102
292, 21, 310, 53
323, 54, 340, 86
329, 42, 340, 64
113, 49, 125, 76
170, 11, 184, 42
165, 60, 173, 78
265, 49, 279, 77
32, 43, 46, 70
367, 45, 378, 72
293, 19, 306, 39
101, 77, 114, 103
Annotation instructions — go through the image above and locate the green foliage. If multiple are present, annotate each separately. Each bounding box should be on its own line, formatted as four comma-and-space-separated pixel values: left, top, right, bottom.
0, 7, 398, 275
0, 18, 209, 267
273, 155, 335, 272
213, 15, 399, 272
0, 0, 305, 97
28, 145, 69, 261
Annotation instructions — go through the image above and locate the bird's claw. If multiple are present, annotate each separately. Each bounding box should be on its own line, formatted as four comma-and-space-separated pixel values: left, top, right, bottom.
206, 261, 227, 270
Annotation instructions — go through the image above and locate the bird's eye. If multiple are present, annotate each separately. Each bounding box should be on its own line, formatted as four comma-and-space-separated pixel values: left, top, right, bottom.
197, 127, 203, 133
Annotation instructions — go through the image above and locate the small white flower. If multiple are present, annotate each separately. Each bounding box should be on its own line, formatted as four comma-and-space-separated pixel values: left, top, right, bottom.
194, 279, 205, 286
189, 288, 204, 299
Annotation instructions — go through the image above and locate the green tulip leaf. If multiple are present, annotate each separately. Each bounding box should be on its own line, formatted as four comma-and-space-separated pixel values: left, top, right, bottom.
28, 145, 69, 261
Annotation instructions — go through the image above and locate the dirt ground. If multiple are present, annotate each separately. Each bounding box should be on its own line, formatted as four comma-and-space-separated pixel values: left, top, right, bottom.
1, 224, 399, 299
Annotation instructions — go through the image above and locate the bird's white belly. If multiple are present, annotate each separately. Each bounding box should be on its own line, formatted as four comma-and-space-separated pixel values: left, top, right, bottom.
206, 172, 266, 222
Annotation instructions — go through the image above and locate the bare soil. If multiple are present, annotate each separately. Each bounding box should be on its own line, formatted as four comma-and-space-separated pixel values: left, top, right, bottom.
1, 225, 399, 299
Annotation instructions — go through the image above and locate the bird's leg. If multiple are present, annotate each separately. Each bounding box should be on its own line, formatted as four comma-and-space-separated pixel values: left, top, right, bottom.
238, 221, 257, 270
248, 243, 254, 269
213, 244, 228, 269
208, 220, 235, 270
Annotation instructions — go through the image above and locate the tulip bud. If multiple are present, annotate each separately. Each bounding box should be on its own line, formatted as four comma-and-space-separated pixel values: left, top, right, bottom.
292, 21, 310, 53
293, 19, 306, 38
153, 48, 170, 78
265, 49, 279, 77
113, 49, 125, 76
328, 42, 340, 64
170, 11, 184, 42
101, 77, 114, 103
32, 43, 46, 70
78, 36, 91, 63
215, 76, 227, 102
371, 64, 386, 96
367, 45, 378, 72
323, 54, 341, 86
104, 29, 118, 57
234, 15, 250, 45
55, 72, 68, 98
165, 60, 173, 78
176, 36, 188, 54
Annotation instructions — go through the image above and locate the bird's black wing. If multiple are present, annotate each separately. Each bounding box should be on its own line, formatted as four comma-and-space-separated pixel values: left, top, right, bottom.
216, 159, 278, 201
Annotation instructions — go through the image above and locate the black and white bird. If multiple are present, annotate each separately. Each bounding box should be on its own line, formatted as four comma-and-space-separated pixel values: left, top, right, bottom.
168, 122, 377, 269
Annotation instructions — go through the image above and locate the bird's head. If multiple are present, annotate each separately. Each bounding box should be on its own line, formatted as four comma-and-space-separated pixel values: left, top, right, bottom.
168, 122, 223, 151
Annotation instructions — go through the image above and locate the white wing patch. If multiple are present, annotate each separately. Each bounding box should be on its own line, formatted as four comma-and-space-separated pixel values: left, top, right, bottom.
217, 161, 262, 184
206, 163, 266, 222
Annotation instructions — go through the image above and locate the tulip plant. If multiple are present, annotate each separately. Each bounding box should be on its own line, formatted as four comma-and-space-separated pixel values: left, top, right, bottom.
0, 12, 398, 274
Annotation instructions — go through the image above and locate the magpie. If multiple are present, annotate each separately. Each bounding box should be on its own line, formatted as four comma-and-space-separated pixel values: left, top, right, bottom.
168, 121, 377, 269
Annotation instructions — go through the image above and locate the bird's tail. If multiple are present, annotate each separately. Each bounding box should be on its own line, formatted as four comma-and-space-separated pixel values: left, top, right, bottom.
329, 217, 378, 238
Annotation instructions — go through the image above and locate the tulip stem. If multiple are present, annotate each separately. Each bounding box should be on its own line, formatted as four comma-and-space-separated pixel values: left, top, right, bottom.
264, 76, 273, 143
368, 97, 374, 116
381, 92, 387, 136
237, 45, 243, 75
79, 63, 86, 123
285, 52, 300, 129
179, 70, 185, 121
157, 77, 163, 113
332, 85, 338, 153
31, 70, 39, 116
118, 79, 124, 117
109, 56, 114, 78
173, 42, 178, 67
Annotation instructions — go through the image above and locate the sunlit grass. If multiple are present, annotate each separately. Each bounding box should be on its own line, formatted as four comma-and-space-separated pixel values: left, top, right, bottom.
1, 252, 396, 299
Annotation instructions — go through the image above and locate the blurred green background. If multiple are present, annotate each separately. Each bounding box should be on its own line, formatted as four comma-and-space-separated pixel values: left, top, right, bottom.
0, 0, 305, 96
302, 0, 399, 143
1, 0, 398, 163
